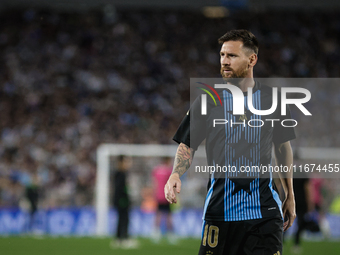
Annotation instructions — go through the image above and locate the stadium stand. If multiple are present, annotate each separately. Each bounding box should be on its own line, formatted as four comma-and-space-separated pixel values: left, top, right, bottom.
0, 9, 339, 209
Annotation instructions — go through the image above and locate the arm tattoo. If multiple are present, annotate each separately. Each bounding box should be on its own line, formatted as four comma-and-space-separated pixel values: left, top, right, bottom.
172, 143, 194, 177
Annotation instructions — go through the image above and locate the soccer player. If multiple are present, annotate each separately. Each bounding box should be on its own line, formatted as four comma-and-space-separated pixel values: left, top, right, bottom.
25, 170, 39, 233
292, 175, 320, 253
151, 157, 177, 243
165, 30, 296, 255
111, 155, 138, 249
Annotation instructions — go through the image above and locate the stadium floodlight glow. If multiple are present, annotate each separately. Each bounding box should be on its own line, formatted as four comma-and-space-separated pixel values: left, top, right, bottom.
202, 6, 229, 18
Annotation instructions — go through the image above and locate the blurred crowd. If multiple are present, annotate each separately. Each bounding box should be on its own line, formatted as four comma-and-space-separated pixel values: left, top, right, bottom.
0, 9, 339, 209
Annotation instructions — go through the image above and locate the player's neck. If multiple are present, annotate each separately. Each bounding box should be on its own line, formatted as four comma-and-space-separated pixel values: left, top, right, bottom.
238, 78, 255, 92
225, 78, 255, 92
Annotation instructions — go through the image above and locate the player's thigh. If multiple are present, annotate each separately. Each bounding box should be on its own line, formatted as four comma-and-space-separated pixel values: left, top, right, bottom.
243, 218, 283, 255
198, 221, 228, 255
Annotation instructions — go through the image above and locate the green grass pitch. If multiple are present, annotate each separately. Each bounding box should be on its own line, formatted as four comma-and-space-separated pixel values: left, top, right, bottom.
0, 237, 339, 255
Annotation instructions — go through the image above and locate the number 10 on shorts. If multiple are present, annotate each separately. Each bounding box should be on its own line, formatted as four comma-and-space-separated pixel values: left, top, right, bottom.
202, 224, 219, 248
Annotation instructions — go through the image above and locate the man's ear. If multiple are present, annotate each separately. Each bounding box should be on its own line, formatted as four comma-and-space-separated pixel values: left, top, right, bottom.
249, 53, 258, 67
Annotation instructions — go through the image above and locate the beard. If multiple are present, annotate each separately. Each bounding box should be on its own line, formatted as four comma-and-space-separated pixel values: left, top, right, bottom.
220, 64, 249, 83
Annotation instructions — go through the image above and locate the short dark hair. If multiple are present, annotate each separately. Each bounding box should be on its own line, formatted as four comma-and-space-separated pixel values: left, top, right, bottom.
218, 29, 259, 55
117, 155, 125, 163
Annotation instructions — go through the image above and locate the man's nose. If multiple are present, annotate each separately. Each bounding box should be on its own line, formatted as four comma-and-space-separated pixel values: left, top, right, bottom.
221, 56, 230, 66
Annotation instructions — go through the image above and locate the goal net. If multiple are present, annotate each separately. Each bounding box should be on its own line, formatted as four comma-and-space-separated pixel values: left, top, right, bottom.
95, 143, 208, 236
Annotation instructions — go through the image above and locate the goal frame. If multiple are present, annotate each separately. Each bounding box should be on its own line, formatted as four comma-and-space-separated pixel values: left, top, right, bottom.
95, 144, 187, 236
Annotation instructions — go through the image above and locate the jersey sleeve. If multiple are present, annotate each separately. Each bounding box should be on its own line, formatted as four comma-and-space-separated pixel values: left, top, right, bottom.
173, 96, 207, 150
272, 103, 296, 145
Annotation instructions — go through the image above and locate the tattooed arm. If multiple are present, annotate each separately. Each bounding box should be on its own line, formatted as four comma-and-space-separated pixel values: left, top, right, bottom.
275, 141, 296, 231
164, 143, 195, 204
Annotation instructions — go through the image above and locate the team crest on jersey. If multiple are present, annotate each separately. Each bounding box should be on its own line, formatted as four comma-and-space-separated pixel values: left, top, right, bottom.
273, 251, 280, 255
205, 251, 213, 255
239, 112, 248, 121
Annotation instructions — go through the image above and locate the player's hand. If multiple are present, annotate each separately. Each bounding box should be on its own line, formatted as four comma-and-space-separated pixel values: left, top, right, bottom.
164, 173, 181, 204
282, 195, 296, 231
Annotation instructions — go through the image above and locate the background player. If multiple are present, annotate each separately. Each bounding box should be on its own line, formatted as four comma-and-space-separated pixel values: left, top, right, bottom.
152, 157, 177, 244
111, 155, 138, 249
292, 176, 320, 253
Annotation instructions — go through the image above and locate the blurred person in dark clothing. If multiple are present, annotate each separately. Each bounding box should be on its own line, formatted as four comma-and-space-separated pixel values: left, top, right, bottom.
20, 158, 40, 233
292, 176, 320, 253
111, 155, 137, 249
26, 172, 39, 232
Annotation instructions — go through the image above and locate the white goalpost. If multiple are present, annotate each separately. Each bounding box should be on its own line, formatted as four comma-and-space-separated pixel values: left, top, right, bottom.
95, 144, 340, 236
95, 143, 206, 236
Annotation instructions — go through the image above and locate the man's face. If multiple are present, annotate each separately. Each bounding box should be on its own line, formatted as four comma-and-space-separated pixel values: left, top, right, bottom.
220, 40, 252, 79
118, 157, 132, 171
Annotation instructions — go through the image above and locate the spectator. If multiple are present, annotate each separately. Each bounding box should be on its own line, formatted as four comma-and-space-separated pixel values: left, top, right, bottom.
0, 9, 339, 209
